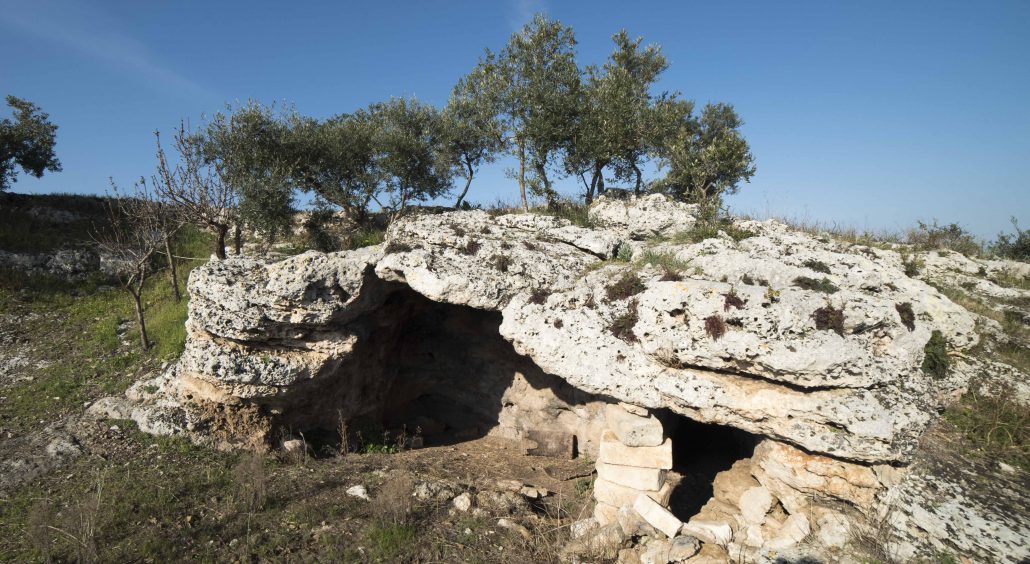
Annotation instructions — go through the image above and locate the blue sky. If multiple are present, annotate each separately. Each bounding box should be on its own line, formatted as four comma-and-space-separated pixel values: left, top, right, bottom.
2, 0, 1027, 238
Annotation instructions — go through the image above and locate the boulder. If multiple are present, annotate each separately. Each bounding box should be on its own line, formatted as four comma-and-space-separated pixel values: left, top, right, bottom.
604, 403, 664, 447
596, 461, 666, 491
598, 431, 673, 469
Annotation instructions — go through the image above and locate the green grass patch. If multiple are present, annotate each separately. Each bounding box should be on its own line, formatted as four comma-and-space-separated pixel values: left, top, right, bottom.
945, 384, 1029, 471
793, 276, 839, 294
922, 330, 950, 379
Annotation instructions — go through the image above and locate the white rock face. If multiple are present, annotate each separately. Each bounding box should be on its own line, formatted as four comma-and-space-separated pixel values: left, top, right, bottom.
173, 195, 979, 465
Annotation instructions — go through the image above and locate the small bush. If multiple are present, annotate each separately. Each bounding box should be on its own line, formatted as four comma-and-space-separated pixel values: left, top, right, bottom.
528, 287, 552, 305
909, 220, 983, 257
895, 302, 916, 331
491, 254, 513, 272
674, 219, 755, 244
614, 242, 634, 262
723, 289, 747, 311
659, 269, 683, 282
802, 259, 831, 274
902, 254, 923, 277
522, 240, 537, 251
384, 240, 413, 254
462, 240, 481, 255
605, 272, 646, 302
793, 276, 839, 294
704, 315, 726, 340
637, 250, 690, 278
922, 330, 950, 378
553, 318, 563, 328
812, 305, 845, 336
990, 217, 1030, 262
450, 223, 466, 237
741, 274, 755, 285
302, 206, 341, 252
609, 300, 639, 342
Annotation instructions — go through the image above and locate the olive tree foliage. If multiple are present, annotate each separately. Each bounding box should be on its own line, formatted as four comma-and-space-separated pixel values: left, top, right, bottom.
0, 96, 62, 191
462, 14, 580, 210
441, 69, 505, 208
566, 31, 670, 203
199, 102, 295, 245
366, 98, 453, 218
653, 102, 756, 208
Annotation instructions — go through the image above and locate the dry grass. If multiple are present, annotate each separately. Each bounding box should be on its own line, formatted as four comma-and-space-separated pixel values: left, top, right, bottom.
705, 314, 726, 340
945, 383, 1029, 471
608, 300, 640, 342
605, 272, 646, 302
813, 304, 845, 336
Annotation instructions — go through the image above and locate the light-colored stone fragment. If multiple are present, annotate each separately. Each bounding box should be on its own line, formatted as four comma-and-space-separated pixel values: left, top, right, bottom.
594, 478, 673, 508
345, 485, 368, 500
766, 513, 810, 549
816, 512, 850, 548
598, 430, 672, 469
571, 517, 598, 539
668, 535, 700, 561
604, 403, 664, 447
681, 520, 733, 546
452, 492, 472, 512
739, 486, 774, 524
594, 501, 620, 526
639, 538, 671, 564
633, 494, 682, 538
597, 461, 666, 491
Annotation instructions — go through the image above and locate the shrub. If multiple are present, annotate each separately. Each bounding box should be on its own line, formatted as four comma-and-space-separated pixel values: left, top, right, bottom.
606, 272, 646, 302
462, 240, 481, 255
528, 287, 551, 305
302, 206, 341, 252
922, 330, 950, 378
384, 240, 413, 254
522, 240, 537, 251
704, 315, 726, 340
741, 274, 755, 285
609, 300, 639, 342
802, 259, 831, 274
723, 289, 746, 311
637, 250, 690, 279
673, 218, 755, 244
896, 302, 916, 331
793, 276, 839, 294
812, 304, 845, 336
491, 254, 513, 272
902, 254, 924, 277
909, 220, 983, 257
660, 269, 683, 282
614, 242, 634, 262
990, 218, 1030, 262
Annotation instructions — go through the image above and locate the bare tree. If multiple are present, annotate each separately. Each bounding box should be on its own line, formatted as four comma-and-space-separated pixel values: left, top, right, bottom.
152, 123, 238, 259
92, 181, 166, 350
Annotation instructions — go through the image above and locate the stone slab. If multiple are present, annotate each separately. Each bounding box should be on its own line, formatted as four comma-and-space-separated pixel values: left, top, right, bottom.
598, 430, 672, 469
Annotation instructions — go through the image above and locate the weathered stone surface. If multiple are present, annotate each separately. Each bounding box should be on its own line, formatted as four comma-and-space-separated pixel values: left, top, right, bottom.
596, 461, 665, 491
594, 501, 620, 526
604, 403, 664, 447
633, 493, 682, 538
598, 431, 673, 469
594, 478, 672, 508
738, 486, 774, 525
170, 197, 981, 463
681, 520, 732, 546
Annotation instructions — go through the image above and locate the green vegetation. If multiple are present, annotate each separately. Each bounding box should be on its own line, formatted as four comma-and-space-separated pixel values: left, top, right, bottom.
802, 259, 831, 274
922, 330, 950, 379
671, 216, 755, 244
945, 383, 1029, 471
990, 218, 1030, 261
636, 250, 691, 279
1, 95, 62, 191
793, 276, 840, 294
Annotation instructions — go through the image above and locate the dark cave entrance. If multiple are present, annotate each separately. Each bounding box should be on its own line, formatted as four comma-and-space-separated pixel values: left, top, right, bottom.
271, 282, 605, 458
658, 409, 760, 520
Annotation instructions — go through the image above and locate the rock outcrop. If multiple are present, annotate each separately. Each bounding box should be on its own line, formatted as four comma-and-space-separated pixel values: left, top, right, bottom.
107, 194, 1030, 561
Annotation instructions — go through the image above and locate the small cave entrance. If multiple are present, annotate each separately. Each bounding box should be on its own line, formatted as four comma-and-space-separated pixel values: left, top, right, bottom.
657, 409, 760, 520
268, 282, 606, 459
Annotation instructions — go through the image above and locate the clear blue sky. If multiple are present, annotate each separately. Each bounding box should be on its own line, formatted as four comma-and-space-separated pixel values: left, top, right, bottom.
2, 0, 1027, 238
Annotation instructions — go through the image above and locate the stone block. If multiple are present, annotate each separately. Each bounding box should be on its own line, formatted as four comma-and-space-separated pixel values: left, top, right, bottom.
681, 520, 733, 546
598, 430, 672, 469
633, 494, 683, 539
594, 478, 673, 508
597, 461, 666, 491
605, 404, 664, 447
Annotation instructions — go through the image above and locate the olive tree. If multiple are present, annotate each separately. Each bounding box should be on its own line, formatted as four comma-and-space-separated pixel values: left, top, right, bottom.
462, 14, 580, 210
199, 102, 295, 246
0, 96, 62, 191
366, 98, 453, 219
654, 102, 756, 207
441, 69, 505, 208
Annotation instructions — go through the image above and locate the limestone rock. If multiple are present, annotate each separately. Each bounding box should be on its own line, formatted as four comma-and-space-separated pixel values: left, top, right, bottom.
596, 461, 666, 491
345, 485, 368, 500
452, 492, 472, 512
738, 486, 774, 525
681, 520, 733, 546
633, 493, 682, 538
594, 478, 673, 508
604, 403, 664, 447
668, 535, 701, 561
598, 431, 673, 469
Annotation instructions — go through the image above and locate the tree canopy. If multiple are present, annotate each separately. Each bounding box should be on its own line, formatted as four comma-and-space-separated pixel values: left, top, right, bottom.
0, 96, 62, 191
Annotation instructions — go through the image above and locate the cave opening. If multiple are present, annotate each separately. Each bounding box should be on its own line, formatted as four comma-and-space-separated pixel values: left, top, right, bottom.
268, 283, 608, 459
658, 409, 760, 520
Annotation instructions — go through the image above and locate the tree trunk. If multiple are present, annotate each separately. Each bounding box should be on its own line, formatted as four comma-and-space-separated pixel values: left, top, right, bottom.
518, 141, 528, 212
130, 283, 149, 350
597, 170, 605, 194
164, 234, 180, 302
454, 161, 475, 209
234, 223, 243, 255
633, 163, 643, 195
214, 225, 228, 260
